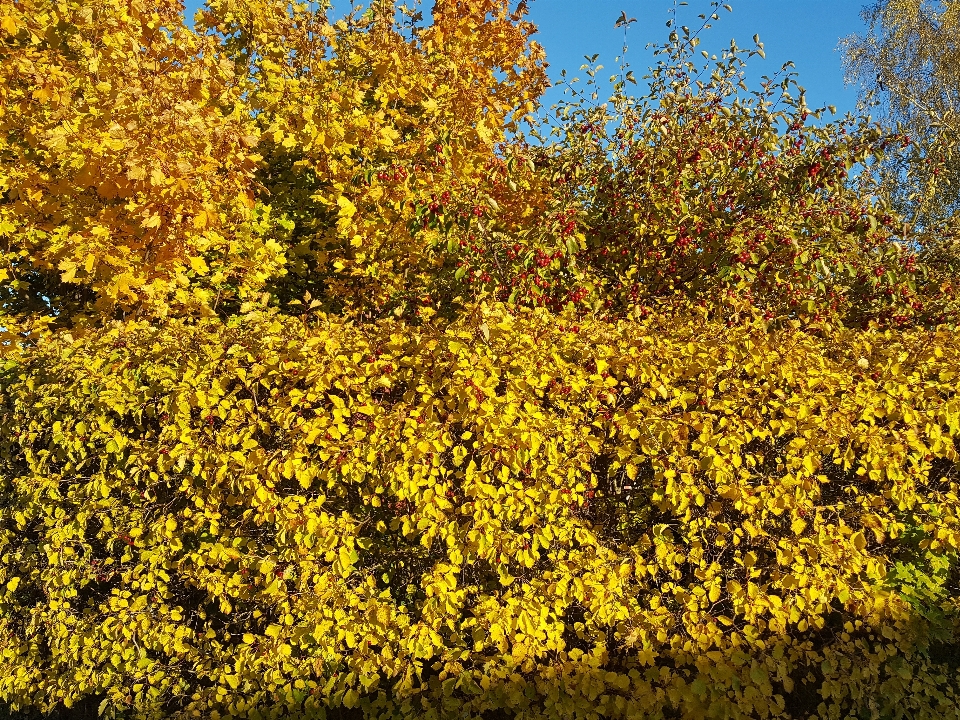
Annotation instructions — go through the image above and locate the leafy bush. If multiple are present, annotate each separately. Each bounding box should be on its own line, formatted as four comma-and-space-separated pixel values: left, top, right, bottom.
2, 308, 959, 718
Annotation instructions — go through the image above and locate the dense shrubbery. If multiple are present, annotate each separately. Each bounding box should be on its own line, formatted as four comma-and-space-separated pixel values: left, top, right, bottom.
2, 309, 960, 719
0, 1, 958, 718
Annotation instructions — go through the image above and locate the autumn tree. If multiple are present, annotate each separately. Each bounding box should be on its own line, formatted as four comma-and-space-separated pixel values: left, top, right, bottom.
841, 0, 960, 310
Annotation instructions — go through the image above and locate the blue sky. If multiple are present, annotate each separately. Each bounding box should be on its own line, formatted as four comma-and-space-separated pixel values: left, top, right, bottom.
529, 0, 868, 117
183, 0, 871, 118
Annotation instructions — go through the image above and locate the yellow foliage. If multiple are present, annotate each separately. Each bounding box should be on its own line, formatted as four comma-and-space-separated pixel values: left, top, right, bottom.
1, 1, 959, 719
1, 307, 958, 718
0, 0, 285, 326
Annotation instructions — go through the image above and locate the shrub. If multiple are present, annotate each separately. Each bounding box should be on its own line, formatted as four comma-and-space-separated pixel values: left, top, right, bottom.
2, 307, 959, 718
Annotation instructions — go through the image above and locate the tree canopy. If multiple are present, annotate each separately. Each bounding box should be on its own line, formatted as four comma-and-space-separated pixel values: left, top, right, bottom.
841, 0, 960, 292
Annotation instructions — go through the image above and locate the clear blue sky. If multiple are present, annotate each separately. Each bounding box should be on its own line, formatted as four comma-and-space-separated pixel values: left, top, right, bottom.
528, 0, 869, 117
182, 0, 871, 118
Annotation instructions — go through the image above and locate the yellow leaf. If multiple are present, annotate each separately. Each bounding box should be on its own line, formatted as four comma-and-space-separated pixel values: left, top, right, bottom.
851, 531, 867, 551
337, 195, 357, 218
379, 125, 399, 146
59, 261, 77, 283
84, 253, 96, 273
0, 16, 17, 35
189, 256, 208, 275
5, 577, 20, 593
476, 119, 494, 145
